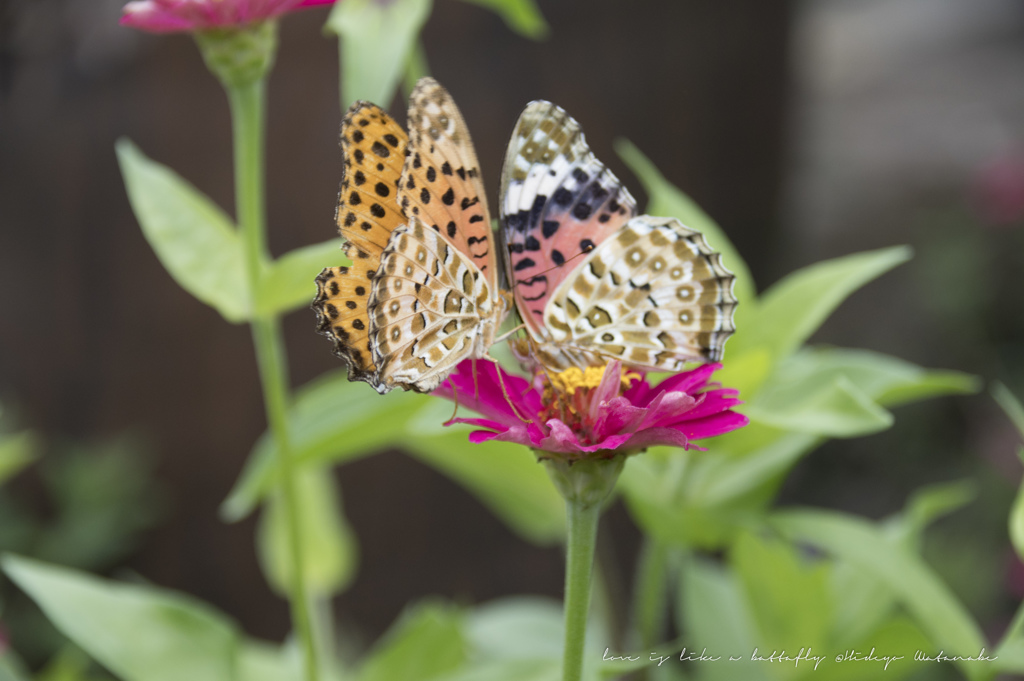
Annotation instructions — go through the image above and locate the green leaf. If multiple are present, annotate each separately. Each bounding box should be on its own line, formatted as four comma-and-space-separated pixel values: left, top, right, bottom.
2, 555, 239, 681
687, 428, 818, 506
772, 510, 990, 681
456, 0, 550, 39
780, 347, 979, 408
726, 247, 912, 381
221, 371, 422, 521
356, 602, 467, 681
404, 401, 564, 544
328, 0, 432, 109
255, 239, 348, 317
0, 430, 37, 485
0, 650, 32, 681
237, 640, 301, 681
465, 597, 565, 660
615, 139, 755, 317
992, 381, 1024, 441
1010, 481, 1024, 564
116, 139, 248, 322
744, 375, 894, 437
433, 660, 560, 681
257, 466, 357, 598
888, 479, 977, 550
815, 616, 930, 681
677, 556, 764, 680
730, 531, 833, 654
403, 40, 431, 98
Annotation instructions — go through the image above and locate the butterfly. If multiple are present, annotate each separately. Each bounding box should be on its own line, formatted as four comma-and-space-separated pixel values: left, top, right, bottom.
499, 100, 738, 374
313, 100, 409, 386
314, 78, 510, 394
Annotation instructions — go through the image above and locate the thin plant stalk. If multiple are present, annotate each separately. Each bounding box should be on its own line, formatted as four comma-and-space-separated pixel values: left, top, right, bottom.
563, 496, 602, 681
227, 77, 319, 681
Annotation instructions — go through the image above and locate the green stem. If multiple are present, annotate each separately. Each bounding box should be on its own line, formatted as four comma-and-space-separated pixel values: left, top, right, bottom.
227, 78, 319, 681
563, 496, 602, 681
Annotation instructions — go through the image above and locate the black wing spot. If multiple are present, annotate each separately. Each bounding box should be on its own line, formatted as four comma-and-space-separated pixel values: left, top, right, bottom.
442, 188, 455, 205
542, 220, 560, 238
514, 258, 536, 271
371, 141, 390, 157
551, 250, 565, 266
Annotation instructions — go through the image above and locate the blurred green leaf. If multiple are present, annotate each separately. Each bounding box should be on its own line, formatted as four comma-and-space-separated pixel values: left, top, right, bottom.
730, 531, 832, 654
404, 401, 564, 544
356, 602, 466, 681
116, 139, 248, 323
457, 0, 549, 39
434, 660, 561, 681
993, 381, 1024, 443
772, 510, 990, 681
745, 375, 893, 437
888, 480, 976, 551
1010, 482, 1024, 565
257, 466, 357, 598
0, 651, 32, 681
328, 0, 432, 109
781, 348, 979, 408
255, 239, 347, 317
2, 555, 239, 681
829, 481, 975, 650
403, 40, 431, 97
724, 247, 910, 384
677, 556, 764, 680
689, 429, 817, 506
815, 616, 930, 681
0, 430, 37, 485
615, 140, 755, 318
221, 371, 421, 521
465, 597, 564, 661
237, 640, 300, 681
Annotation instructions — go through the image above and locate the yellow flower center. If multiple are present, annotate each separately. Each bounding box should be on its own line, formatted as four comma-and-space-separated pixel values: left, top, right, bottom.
538, 364, 640, 445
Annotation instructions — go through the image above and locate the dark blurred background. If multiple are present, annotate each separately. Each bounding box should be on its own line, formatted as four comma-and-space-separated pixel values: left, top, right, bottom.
2, 0, 1024, 663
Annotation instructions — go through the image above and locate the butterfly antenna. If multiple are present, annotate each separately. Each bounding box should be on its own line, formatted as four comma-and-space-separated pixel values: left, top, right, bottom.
443, 379, 461, 426
484, 355, 534, 425
494, 323, 526, 344
513, 243, 595, 285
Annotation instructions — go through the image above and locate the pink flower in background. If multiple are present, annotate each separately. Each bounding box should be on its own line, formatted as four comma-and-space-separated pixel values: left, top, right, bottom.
973, 151, 1024, 226
120, 0, 335, 33
433, 359, 747, 461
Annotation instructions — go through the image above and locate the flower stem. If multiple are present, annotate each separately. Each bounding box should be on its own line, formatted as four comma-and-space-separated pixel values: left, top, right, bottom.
227, 78, 319, 681
563, 494, 601, 681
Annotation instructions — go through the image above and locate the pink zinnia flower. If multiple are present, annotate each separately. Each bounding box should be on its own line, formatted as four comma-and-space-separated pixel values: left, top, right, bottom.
120, 0, 335, 33
433, 359, 747, 461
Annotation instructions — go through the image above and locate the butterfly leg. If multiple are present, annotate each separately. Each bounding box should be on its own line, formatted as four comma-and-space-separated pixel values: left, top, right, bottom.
443, 379, 462, 427
483, 354, 534, 425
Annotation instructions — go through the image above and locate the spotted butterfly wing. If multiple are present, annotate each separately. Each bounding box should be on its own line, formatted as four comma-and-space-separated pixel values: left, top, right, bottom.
544, 216, 737, 371
313, 102, 407, 386
367, 78, 509, 393
368, 216, 504, 393
499, 100, 637, 338
500, 101, 737, 371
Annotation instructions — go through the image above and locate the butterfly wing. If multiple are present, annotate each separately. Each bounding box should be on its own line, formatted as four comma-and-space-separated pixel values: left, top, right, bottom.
368, 216, 500, 393
499, 100, 637, 340
313, 102, 408, 385
398, 78, 499, 285
541, 216, 737, 371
